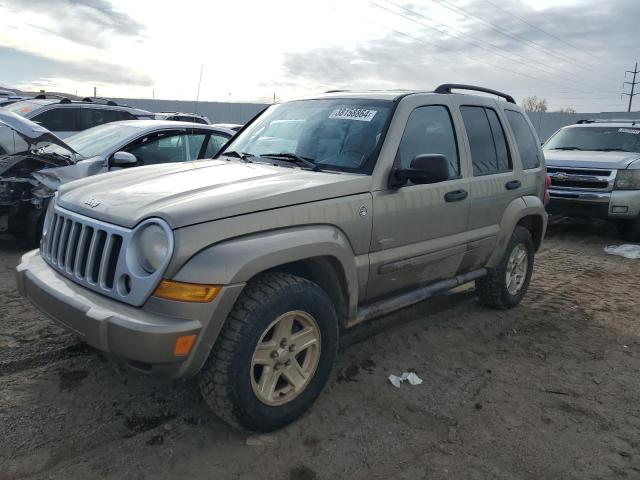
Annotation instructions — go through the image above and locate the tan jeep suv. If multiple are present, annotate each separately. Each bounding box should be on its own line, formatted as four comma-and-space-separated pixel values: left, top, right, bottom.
17, 84, 548, 431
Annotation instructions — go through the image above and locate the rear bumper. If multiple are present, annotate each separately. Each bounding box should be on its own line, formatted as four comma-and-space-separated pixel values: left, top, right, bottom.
17, 250, 244, 378
548, 188, 640, 219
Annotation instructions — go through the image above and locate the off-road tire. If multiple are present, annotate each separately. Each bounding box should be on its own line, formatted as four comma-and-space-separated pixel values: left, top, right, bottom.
617, 216, 640, 242
199, 272, 339, 431
476, 226, 534, 310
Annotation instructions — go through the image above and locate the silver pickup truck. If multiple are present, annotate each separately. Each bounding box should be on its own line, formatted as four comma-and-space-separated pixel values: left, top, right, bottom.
17, 85, 548, 431
544, 119, 640, 239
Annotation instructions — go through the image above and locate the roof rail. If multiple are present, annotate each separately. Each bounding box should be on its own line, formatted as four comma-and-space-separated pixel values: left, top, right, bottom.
434, 84, 516, 104
325, 90, 349, 93
576, 118, 639, 125
81, 97, 119, 106
34, 93, 68, 100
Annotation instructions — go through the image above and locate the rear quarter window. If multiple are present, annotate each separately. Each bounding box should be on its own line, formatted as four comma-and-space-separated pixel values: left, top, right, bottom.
505, 110, 540, 169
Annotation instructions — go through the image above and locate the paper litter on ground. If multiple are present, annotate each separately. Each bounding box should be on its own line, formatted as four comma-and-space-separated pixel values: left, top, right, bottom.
604, 244, 640, 259
388, 372, 423, 388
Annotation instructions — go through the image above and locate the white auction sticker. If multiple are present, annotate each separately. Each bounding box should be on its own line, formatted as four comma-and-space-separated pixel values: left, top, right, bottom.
329, 107, 377, 122
618, 128, 640, 135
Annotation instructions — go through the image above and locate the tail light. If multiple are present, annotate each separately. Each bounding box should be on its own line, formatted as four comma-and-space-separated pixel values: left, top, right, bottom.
543, 174, 551, 205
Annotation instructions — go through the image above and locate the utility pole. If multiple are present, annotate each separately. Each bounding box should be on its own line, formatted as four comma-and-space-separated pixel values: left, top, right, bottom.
623, 62, 639, 112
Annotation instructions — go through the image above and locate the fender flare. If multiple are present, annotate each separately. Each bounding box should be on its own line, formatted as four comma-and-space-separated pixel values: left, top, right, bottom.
174, 224, 360, 313
486, 195, 548, 268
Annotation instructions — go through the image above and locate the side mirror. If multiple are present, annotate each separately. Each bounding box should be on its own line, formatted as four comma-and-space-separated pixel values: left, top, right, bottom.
110, 151, 138, 168
393, 154, 450, 186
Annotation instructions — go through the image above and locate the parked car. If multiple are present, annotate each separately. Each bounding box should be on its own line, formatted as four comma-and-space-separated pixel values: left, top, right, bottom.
0, 89, 17, 97
0, 111, 234, 242
17, 84, 548, 431
0, 96, 29, 108
212, 123, 243, 132
3, 95, 154, 138
155, 112, 210, 124
544, 119, 640, 239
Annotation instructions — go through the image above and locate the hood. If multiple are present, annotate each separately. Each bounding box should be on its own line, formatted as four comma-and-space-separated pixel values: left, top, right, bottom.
544, 149, 640, 170
57, 160, 372, 229
0, 110, 77, 155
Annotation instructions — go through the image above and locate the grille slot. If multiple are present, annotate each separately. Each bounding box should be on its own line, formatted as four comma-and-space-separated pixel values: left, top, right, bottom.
42, 211, 123, 293
547, 167, 612, 176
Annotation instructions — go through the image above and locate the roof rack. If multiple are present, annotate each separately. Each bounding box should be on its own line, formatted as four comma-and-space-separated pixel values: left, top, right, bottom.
577, 118, 639, 125
80, 97, 119, 106
434, 84, 516, 104
34, 93, 71, 101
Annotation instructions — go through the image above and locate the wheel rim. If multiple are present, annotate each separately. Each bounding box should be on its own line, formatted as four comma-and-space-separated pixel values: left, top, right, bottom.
506, 243, 528, 295
250, 310, 321, 406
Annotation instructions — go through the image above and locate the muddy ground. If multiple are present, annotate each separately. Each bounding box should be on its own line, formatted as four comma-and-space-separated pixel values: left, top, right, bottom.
1, 218, 639, 480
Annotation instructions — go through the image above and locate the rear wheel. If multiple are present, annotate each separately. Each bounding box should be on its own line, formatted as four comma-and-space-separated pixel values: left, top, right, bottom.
476, 226, 534, 309
199, 272, 338, 431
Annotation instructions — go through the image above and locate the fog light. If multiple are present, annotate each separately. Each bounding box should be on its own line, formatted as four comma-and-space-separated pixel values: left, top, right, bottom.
152, 279, 220, 302
174, 334, 197, 357
612, 206, 629, 213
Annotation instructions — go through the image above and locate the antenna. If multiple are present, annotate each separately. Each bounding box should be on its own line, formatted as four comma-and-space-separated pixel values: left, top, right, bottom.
194, 64, 203, 114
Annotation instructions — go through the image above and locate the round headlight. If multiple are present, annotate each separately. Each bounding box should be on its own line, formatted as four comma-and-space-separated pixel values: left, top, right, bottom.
137, 223, 170, 273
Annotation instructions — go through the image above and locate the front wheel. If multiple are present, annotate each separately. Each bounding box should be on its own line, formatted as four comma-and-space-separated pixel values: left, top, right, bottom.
199, 272, 339, 431
617, 216, 640, 242
476, 226, 534, 309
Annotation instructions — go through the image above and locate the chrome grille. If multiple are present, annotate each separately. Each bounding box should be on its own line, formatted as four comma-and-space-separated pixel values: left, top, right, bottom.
43, 210, 124, 291
547, 166, 616, 191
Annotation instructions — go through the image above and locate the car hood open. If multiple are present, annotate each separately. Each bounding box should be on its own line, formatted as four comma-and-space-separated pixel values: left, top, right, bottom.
0, 110, 77, 156
56, 159, 372, 229
544, 149, 640, 170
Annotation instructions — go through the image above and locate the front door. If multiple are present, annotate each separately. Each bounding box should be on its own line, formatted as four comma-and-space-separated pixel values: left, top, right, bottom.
367, 103, 470, 301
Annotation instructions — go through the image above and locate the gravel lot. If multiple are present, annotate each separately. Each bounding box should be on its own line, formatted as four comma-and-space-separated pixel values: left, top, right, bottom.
1, 218, 639, 480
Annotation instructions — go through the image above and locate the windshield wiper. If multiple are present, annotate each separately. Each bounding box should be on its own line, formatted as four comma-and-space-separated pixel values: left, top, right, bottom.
592, 148, 630, 152
552, 147, 583, 151
221, 151, 254, 162
260, 153, 319, 171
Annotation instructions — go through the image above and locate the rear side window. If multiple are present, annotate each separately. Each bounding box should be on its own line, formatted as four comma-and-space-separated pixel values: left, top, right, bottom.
460, 106, 511, 175
32, 107, 77, 132
79, 108, 123, 130
398, 105, 460, 177
505, 110, 540, 169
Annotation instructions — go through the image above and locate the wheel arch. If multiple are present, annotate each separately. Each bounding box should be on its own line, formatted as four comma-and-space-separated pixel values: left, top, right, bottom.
486, 196, 547, 268
173, 225, 360, 324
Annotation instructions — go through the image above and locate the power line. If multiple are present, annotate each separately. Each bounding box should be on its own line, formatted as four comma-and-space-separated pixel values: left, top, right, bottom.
428, 0, 622, 84
623, 62, 639, 112
374, 0, 610, 93
481, 0, 627, 73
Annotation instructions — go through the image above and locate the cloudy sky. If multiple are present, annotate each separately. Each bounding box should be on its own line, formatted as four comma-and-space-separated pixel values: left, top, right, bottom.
0, 0, 637, 112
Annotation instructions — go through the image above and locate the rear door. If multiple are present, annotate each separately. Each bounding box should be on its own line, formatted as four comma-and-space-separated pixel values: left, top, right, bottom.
367, 99, 471, 300
451, 99, 521, 269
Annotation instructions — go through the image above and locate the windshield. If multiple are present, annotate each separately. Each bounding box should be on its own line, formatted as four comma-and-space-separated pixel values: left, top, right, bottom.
545, 126, 640, 153
220, 98, 394, 173
40, 123, 139, 159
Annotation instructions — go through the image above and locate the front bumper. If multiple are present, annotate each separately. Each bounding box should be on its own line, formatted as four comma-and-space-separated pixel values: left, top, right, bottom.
17, 250, 244, 378
548, 188, 640, 220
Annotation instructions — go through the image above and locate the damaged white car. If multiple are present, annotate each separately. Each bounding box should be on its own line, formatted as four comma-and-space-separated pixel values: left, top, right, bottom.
0, 111, 234, 242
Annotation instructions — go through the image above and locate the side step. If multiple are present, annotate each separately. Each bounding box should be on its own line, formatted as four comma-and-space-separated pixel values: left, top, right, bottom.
354, 269, 487, 325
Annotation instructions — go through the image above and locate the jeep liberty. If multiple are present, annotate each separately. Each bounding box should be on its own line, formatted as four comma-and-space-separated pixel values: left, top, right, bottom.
17, 84, 548, 431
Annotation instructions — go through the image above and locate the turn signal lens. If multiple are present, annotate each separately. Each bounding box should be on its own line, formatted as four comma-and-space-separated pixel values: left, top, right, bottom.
153, 280, 220, 303
174, 334, 197, 357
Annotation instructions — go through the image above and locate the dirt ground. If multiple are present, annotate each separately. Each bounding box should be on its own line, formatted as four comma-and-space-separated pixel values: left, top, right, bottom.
1, 217, 640, 480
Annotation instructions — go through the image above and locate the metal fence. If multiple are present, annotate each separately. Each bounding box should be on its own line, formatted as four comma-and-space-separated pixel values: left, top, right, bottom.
115, 97, 639, 141
114, 98, 269, 125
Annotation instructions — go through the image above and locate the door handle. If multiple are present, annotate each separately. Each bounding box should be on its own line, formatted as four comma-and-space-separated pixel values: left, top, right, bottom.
505, 180, 521, 190
444, 189, 468, 202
